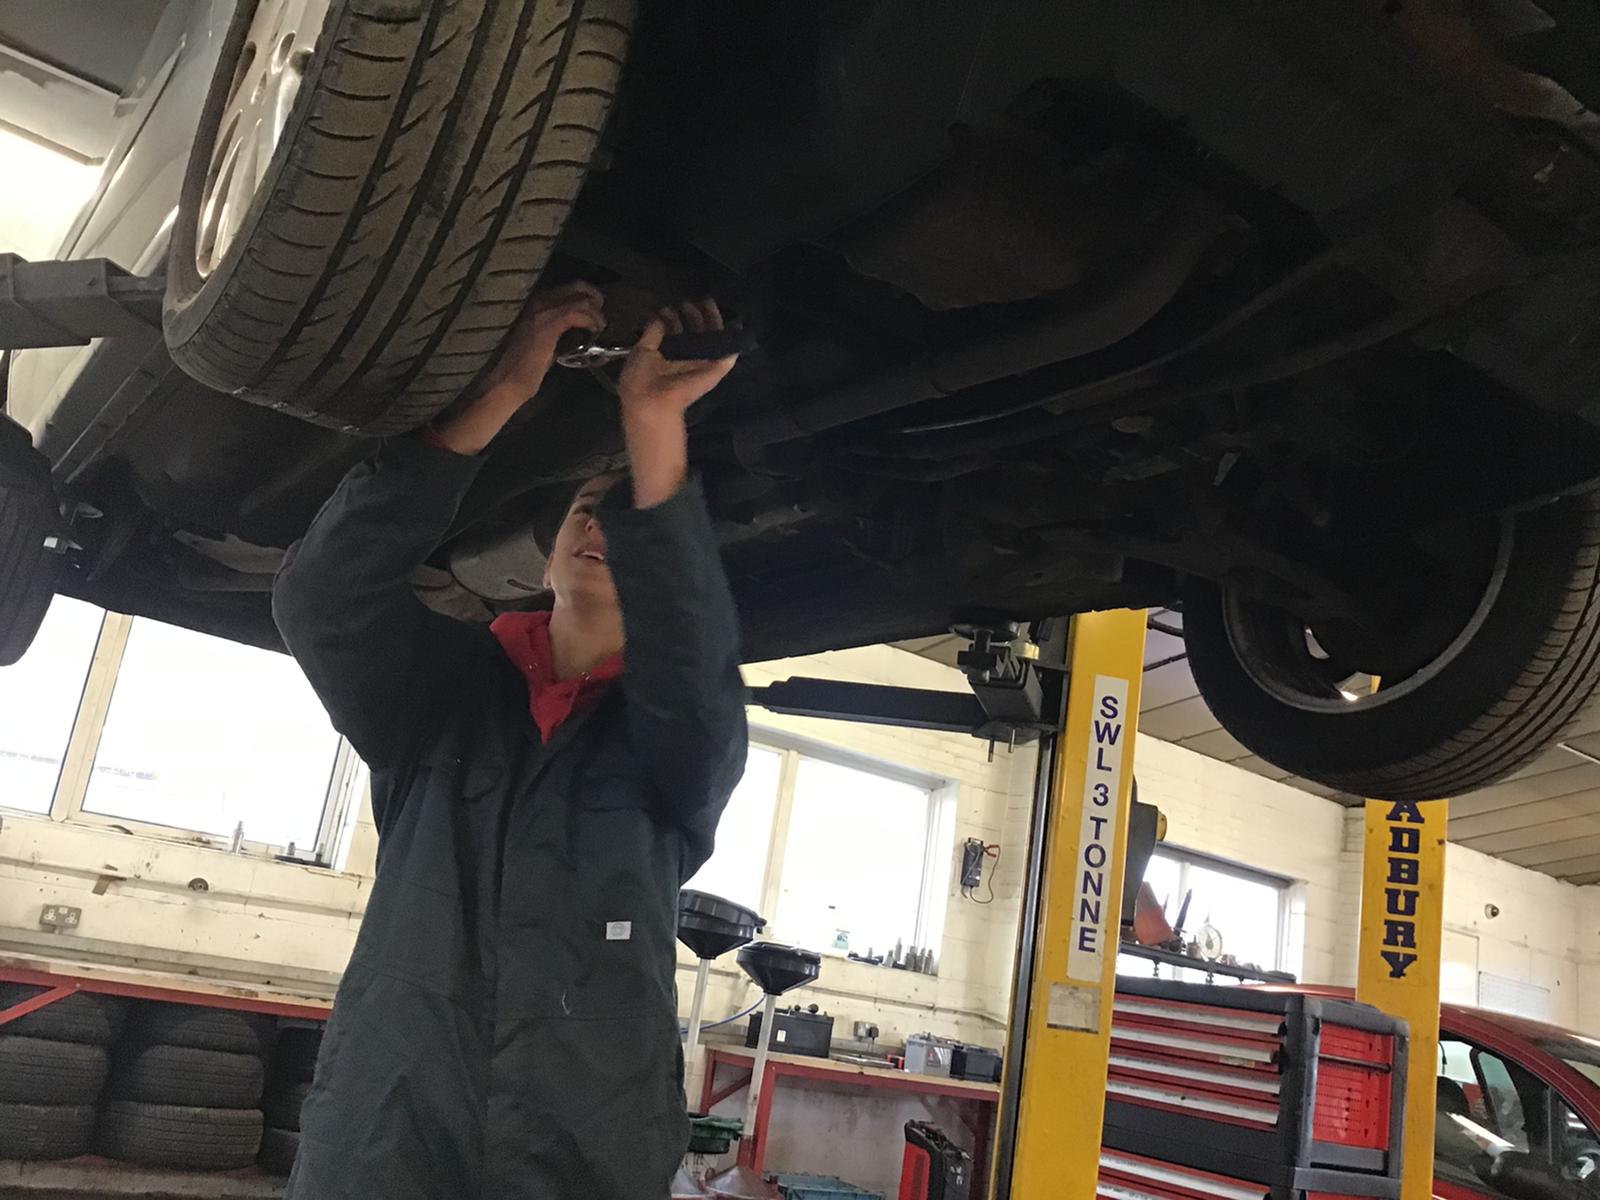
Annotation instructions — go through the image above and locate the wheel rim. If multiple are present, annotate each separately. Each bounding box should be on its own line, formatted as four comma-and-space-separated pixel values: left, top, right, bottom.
194, 0, 333, 279
1219, 517, 1514, 714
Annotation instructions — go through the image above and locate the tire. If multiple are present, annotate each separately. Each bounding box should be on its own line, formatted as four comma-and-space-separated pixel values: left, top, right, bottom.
127, 1001, 276, 1056
109, 1044, 264, 1109
0, 1038, 108, 1105
258, 1126, 301, 1176
270, 1026, 323, 1084
0, 985, 127, 1046
164, 0, 635, 435
0, 1102, 95, 1162
0, 418, 58, 667
263, 1079, 311, 1132
1184, 491, 1600, 801
96, 1101, 263, 1171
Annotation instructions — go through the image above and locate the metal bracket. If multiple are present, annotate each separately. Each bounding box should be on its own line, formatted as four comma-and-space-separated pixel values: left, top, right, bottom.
0, 256, 164, 351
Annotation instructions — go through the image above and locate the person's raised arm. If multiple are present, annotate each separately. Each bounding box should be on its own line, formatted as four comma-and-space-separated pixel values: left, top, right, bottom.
273, 284, 604, 767
602, 302, 747, 856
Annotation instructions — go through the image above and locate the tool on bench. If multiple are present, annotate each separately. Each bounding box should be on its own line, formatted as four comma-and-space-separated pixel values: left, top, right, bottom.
554, 326, 756, 368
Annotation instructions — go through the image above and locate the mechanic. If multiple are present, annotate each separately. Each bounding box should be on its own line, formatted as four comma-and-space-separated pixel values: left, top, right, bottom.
271, 282, 749, 1200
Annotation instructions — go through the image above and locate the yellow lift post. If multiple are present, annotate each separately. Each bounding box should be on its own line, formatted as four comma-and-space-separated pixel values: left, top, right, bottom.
1356, 794, 1447, 1200
988, 608, 1448, 1199
992, 608, 1148, 1198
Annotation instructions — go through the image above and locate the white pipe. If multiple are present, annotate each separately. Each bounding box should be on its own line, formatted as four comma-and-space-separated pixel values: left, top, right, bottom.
743, 993, 779, 1135
683, 958, 712, 1100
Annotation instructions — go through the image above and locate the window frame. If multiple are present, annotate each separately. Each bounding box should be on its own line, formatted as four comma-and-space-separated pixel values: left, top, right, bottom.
2, 608, 364, 866
736, 727, 958, 962
1143, 842, 1293, 972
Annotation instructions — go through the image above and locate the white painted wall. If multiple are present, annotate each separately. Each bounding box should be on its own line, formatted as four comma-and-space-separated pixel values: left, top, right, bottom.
0, 811, 369, 990
1439, 836, 1583, 1028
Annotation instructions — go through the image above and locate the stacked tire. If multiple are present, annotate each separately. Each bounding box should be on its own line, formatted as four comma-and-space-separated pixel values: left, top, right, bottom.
96, 1002, 274, 1171
258, 1026, 322, 1177
0, 984, 126, 1162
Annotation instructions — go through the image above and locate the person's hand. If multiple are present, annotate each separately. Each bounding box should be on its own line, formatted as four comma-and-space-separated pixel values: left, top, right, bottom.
617, 299, 739, 509
432, 281, 604, 455
618, 300, 738, 426
481, 280, 606, 400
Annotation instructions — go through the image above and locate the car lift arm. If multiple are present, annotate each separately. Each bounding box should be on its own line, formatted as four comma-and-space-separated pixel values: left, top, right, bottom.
0, 256, 162, 351
749, 622, 1063, 746
749, 679, 991, 736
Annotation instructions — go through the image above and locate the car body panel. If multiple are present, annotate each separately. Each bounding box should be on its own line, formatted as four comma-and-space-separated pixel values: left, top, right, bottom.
8, 0, 227, 465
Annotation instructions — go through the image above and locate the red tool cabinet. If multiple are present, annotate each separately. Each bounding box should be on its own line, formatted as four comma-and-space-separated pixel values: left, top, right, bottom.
1098, 978, 1409, 1200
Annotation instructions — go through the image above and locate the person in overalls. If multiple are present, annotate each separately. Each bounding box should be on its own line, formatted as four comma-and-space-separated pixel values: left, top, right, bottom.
274, 283, 748, 1199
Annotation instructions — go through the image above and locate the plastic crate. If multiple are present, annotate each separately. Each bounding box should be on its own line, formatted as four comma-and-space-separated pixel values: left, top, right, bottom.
774, 1173, 885, 1200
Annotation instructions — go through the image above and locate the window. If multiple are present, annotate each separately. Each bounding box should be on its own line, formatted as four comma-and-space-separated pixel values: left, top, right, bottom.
82, 618, 343, 850
0, 126, 102, 259
1435, 1034, 1600, 1199
775, 755, 941, 957
686, 737, 956, 962
1120, 846, 1289, 980
0, 597, 102, 815
686, 745, 784, 912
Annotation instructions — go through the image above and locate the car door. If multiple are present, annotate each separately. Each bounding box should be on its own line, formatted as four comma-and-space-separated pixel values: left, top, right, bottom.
1434, 1032, 1600, 1200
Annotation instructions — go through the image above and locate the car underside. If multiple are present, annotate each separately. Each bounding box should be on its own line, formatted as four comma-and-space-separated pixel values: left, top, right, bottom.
8, 0, 1600, 801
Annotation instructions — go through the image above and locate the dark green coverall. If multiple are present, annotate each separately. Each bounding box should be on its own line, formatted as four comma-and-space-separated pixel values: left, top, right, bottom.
272, 434, 748, 1199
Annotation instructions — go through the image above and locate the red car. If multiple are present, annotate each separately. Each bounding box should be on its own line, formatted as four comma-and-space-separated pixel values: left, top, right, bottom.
1431, 1002, 1600, 1200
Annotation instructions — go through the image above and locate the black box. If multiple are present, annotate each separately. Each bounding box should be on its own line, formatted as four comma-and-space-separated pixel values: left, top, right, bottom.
949, 1044, 1001, 1083
746, 1008, 833, 1058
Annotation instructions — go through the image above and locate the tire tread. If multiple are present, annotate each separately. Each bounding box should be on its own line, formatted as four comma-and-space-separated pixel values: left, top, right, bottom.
96, 1101, 262, 1170
165, 0, 635, 435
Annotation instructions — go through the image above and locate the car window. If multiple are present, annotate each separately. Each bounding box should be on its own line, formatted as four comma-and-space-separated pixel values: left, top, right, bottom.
1437, 1038, 1511, 1193
1536, 1035, 1600, 1094
1436, 1035, 1600, 1200
1557, 1096, 1600, 1189
1477, 1050, 1533, 1152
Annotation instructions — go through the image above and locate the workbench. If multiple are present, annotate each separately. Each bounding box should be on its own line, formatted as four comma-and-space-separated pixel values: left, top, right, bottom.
700, 1046, 999, 1191
0, 953, 334, 1026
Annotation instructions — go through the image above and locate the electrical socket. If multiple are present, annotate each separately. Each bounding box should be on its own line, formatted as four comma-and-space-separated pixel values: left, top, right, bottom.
39, 905, 81, 932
